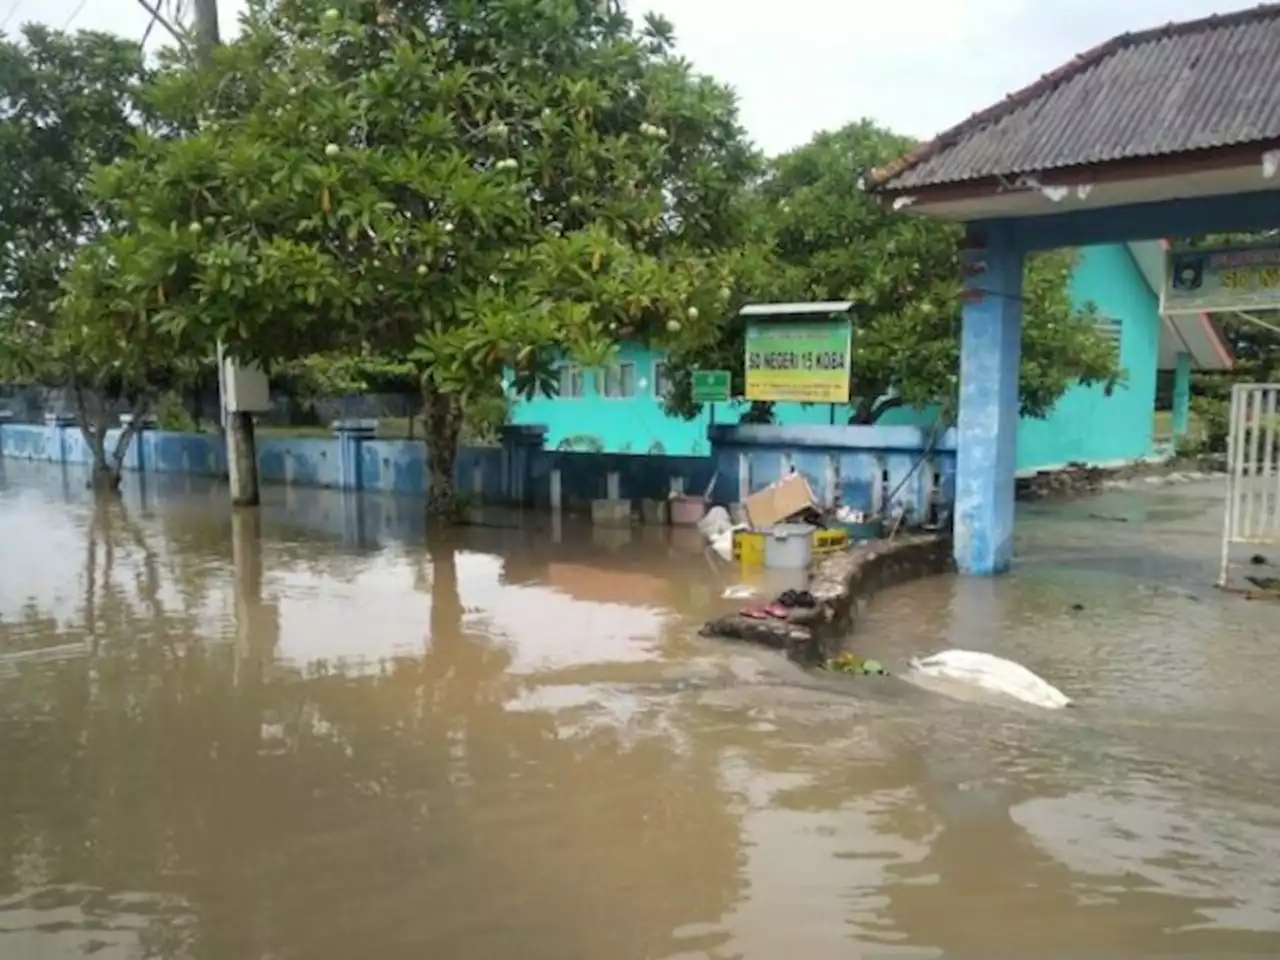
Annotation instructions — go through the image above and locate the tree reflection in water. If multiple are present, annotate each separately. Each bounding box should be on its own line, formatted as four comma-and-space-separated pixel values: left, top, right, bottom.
0, 497, 744, 959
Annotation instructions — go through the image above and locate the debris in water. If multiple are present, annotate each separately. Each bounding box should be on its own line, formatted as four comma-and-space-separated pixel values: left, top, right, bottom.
824, 653, 889, 677
909, 649, 1071, 709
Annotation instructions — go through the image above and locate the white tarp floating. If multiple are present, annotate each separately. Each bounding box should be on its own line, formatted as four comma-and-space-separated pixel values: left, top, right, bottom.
909, 649, 1072, 710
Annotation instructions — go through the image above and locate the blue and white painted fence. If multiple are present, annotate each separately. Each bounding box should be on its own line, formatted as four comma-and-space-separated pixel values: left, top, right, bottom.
0, 414, 955, 519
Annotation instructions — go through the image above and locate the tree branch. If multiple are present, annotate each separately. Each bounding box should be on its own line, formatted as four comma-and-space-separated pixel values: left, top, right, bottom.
849, 392, 878, 425
869, 395, 906, 422
134, 0, 190, 55
849, 392, 903, 425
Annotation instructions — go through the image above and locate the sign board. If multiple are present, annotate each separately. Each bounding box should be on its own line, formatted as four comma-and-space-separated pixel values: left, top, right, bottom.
217, 344, 271, 414
1163, 242, 1280, 315
744, 315, 852, 403
690, 369, 732, 403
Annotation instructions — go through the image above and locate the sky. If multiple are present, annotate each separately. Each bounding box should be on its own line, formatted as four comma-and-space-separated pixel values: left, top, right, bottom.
16, 0, 1244, 155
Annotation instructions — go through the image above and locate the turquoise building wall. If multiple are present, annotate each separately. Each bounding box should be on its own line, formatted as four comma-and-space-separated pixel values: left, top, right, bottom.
1015, 244, 1160, 471
508, 244, 1164, 472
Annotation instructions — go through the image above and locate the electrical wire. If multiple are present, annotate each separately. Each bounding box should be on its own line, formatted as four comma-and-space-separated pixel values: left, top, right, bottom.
62, 0, 87, 29
1, 0, 22, 32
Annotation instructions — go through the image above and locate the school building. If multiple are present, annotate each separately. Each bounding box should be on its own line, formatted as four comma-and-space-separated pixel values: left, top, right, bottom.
509, 241, 1232, 473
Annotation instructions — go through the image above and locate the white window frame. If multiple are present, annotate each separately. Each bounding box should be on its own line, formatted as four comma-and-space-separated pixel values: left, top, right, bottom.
602, 361, 637, 399
559, 364, 586, 399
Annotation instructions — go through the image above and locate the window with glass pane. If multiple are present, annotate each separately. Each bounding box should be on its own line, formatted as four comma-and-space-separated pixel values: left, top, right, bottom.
558, 364, 585, 398
653, 362, 671, 399
604, 362, 636, 398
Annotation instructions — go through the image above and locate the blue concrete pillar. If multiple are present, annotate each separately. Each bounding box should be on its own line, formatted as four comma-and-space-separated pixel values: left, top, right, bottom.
500, 424, 547, 505
0, 409, 11, 458
1172, 352, 1192, 439
333, 419, 377, 491
45, 412, 77, 464
954, 223, 1023, 575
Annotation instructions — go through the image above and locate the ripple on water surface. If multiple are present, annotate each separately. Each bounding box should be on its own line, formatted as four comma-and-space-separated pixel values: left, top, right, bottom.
2, 466, 1280, 957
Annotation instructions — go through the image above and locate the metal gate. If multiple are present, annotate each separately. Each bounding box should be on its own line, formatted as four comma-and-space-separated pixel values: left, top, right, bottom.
1219, 383, 1280, 588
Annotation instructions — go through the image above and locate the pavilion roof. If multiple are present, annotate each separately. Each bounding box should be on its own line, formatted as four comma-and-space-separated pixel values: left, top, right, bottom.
869, 4, 1280, 194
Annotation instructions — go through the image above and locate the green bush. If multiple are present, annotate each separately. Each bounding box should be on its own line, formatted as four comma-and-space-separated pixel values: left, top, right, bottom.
1189, 394, 1229, 453
155, 392, 196, 433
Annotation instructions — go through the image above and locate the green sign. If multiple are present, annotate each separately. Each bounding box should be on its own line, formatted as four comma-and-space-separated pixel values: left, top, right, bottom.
744, 316, 852, 403
691, 369, 732, 403
1163, 242, 1280, 315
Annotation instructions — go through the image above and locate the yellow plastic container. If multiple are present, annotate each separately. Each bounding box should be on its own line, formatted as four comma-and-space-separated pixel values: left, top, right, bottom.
733, 530, 766, 565
733, 527, 848, 566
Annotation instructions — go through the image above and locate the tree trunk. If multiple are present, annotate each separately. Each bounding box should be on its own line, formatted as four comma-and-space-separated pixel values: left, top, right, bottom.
83, 425, 120, 493
73, 387, 143, 494
740, 401, 775, 424
849, 394, 904, 425
422, 383, 463, 518
111, 415, 142, 478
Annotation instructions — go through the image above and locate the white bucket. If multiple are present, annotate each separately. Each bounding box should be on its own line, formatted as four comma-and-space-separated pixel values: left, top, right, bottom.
763, 523, 815, 570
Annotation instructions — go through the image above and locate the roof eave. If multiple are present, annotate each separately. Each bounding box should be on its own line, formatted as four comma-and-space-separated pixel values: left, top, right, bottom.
865, 140, 1280, 213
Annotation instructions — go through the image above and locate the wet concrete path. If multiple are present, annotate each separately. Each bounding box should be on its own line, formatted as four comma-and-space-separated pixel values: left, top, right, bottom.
1, 462, 1278, 958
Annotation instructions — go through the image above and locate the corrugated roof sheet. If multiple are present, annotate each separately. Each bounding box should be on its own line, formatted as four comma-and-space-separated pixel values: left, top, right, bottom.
869, 4, 1280, 192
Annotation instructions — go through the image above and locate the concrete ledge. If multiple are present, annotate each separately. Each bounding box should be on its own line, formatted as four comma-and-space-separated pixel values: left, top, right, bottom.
700, 534, 954, 664
1016, 457, 1226, 501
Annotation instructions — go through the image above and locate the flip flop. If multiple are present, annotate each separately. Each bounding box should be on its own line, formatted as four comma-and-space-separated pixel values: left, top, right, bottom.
763, 603, 790, 619
793, 590, 817, 608
741, 606, 770, 620
778, 590, 801, 607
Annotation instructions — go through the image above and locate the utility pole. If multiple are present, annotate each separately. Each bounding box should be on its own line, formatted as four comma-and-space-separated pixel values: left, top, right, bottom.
191, 0, 220, 60
192, 0, 262, 507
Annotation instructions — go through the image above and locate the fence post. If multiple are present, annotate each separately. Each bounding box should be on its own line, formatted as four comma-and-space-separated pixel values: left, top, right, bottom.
333, 419, 378, 491
45, 412, 76, 465
550, 467, 563, 512
825, 453, 839, 508
0, 409, 10, 459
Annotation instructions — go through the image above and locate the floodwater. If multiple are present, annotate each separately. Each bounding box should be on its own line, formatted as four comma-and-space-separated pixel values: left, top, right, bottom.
2, 461, 1279, 959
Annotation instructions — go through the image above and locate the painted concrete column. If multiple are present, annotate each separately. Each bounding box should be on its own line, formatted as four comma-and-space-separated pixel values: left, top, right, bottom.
1172, 351, 1192, 439
954, 223, 1023, 575
45, 412, 77, 465
333, 419, 377, 491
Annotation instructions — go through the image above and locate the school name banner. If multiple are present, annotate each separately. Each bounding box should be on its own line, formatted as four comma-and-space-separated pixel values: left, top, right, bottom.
1163, 242, 1280, 315
744, 316, 853, 403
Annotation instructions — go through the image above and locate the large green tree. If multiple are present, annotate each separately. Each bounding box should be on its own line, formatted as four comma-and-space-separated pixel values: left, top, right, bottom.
662, 121, 1123, 424
0, 26, 191, 490
66, 0, 759, 511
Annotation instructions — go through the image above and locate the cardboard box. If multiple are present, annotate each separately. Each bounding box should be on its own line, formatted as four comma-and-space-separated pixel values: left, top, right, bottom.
742, 473, 817, 529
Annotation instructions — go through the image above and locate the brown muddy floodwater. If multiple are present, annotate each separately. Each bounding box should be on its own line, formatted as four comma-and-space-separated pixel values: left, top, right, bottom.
2, 461, 1280, 959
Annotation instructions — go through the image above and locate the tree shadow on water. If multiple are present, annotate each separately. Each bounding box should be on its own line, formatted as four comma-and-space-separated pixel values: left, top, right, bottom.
0, 521, 747, 959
